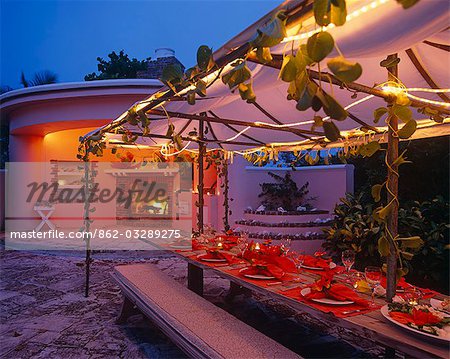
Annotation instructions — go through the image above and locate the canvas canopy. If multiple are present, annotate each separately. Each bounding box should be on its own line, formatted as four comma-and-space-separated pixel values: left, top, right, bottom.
85, 0, 450, 153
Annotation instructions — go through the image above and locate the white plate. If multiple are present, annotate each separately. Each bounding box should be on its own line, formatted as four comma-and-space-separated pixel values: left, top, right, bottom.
238, 268, 275, 280
301, 262, 337, 271
430, 299, 450, 316
197, 254, 227, 262
380, 305, 450, 343
300, 288, 354, 305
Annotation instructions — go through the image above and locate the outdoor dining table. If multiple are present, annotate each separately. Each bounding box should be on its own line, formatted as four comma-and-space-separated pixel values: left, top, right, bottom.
154, 240, 449, 359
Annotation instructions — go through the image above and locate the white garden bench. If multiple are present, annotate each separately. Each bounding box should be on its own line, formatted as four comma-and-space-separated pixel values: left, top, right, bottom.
112, 263, 302, 359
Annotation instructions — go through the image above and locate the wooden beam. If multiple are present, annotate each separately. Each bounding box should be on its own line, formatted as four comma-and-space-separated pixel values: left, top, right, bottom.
247, 53, 450, 115
198, 117, 205, 233
423, 40, 450, 52
148, 109, 324, 137
405, 48, 450, 103
121, 131, 262, 147
251, 101, 311, 140
386, 54, 400, 302
208, 111, 265, 145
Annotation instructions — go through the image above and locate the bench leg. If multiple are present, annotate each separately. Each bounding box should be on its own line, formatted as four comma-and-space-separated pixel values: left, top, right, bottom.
226, 282, 251, 301
116, 296, 140, 324
384, 347, 395, 358
188, 263, 203, 296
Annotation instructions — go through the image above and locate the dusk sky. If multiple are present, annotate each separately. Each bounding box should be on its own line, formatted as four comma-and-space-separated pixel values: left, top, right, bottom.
1, 0, 277, 89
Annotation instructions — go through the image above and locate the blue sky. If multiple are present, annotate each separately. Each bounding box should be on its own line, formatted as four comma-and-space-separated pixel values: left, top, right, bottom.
1, 0, 278, 89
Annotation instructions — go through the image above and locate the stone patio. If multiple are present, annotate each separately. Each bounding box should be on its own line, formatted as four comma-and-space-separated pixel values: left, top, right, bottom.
0, 249, 381, 358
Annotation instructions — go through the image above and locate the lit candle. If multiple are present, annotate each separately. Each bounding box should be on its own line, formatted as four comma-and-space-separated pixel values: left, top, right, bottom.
255, 243, 260, 251
217, 242, 223, 249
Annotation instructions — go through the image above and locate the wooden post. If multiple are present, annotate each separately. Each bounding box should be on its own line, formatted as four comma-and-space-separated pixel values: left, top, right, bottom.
187, 263, 204, 296
386, 54, 399, 302
83, 156, 92, 298
197, 117, 205, 233
222, 160, 230, 231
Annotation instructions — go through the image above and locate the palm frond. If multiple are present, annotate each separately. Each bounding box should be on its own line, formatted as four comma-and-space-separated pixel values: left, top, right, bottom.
29, 71, 58, 86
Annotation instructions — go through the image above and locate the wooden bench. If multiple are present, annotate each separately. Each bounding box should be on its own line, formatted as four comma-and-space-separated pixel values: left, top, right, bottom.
112, 263, 302, 359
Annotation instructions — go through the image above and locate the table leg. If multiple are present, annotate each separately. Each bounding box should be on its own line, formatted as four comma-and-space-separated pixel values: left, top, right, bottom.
188, 263, 203, 296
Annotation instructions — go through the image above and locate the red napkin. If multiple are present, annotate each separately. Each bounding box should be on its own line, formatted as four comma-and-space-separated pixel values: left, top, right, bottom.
240, 262, 285, 279
305, 283, 369, 307
301, 255, 331, 269
242, 242, 295, 272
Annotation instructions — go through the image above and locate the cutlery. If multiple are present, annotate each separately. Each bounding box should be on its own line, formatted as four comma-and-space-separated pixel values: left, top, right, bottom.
342, 309, 363, 315
266, 281, 283, 286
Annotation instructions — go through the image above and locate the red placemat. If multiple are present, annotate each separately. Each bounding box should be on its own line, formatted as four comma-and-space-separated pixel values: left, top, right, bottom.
223, 266, 295, 287
280, 286, 381, 318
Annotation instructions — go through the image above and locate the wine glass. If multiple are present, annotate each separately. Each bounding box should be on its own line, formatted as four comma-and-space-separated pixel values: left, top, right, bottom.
365, 266, 382, 307
290, 251, 304, 282
280, 237, 291, 255
237, 233, 248, 257
341, 250, 356, 282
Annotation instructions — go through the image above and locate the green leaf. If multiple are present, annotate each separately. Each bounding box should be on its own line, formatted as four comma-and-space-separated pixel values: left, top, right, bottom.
327, 56, 362, 83
197, 45, 214, 71
296, 82, 317, 111
396, 236, 423, 249
377, 201, 393, 221
299, 44, 314, 66
330, 0, 347, 26
256, 47, 273, 63
374, 107, 388, 123
280, 55, 298, 82
287, 71, 308, 101
380, 56, 401, 68
195, 79, 207, 97
323, 120, 341, 141
187, 90, 196, 105
360, 141, 380, 157
160, 64, 183, 85
400, 251, 414, 260
250, 11, 287, 48
322, 93, 347, 121
314, 0, 331, 26
398, 119, 417, 139
393, 105, 412, 123
221, 61, 252, 90
371, 183, 383, 202
378, 236, 390, 257
173, 134, 183, 150
238, 82, 256, 103
307, 31, 335, 63
166, 123, 175, 137
396, 0, 420, 9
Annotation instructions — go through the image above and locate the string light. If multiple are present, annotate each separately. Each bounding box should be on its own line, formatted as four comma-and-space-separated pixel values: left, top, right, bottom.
282, 0, 390, 43
160, 141, 192, 157
381, 85, 450, 108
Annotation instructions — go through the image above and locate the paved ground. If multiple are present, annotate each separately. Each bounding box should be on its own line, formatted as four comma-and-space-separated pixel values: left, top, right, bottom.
0, 250, 381, 358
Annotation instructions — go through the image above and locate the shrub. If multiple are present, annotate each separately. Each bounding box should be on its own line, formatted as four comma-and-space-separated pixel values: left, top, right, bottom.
324, 193, 449, 293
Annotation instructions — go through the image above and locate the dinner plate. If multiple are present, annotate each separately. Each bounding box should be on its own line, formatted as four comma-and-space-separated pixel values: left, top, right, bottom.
301, 262, 337, 271
380, 305, 450, 343
430, 299, 450, 316
300, 288, 354, 305
238, 268, 276, 280
197, 254, 227, 262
